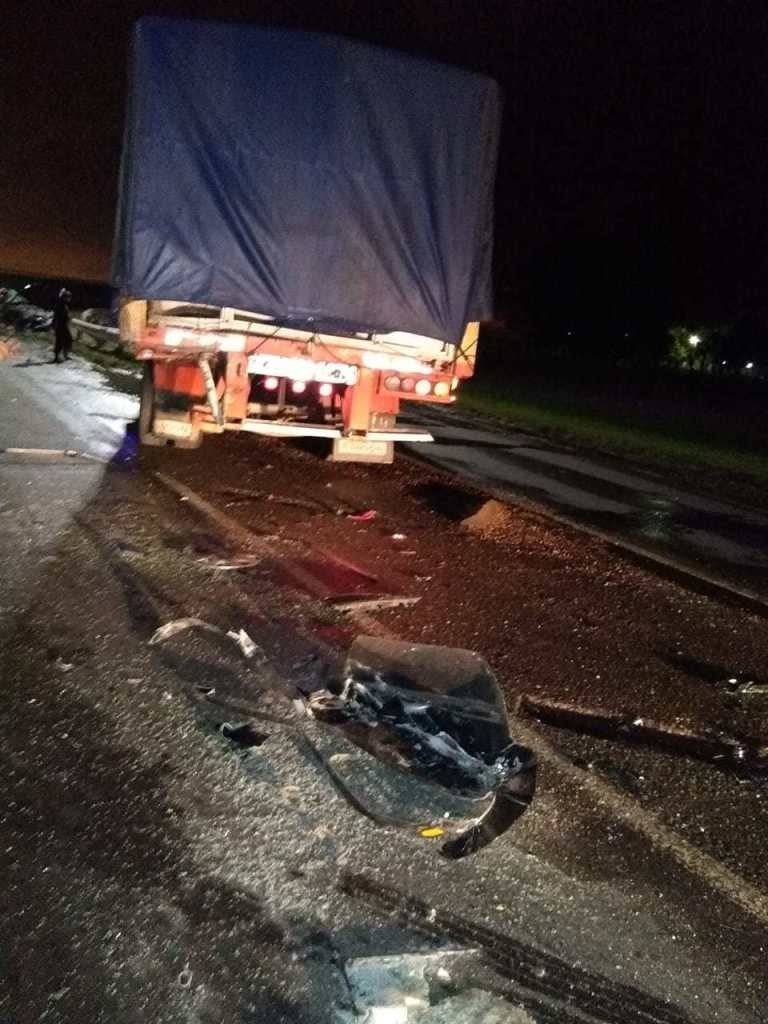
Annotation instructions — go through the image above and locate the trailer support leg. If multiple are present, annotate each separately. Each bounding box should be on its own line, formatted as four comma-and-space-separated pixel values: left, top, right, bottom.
198, 355, 223, 427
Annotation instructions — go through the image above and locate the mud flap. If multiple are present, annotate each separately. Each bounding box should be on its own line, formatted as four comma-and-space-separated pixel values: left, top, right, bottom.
304, 636, 536, 858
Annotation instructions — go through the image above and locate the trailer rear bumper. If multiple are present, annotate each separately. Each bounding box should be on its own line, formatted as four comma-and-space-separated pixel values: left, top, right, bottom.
207, 419, 432, 443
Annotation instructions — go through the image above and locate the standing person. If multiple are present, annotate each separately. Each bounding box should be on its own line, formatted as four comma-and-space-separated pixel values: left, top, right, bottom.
52, 288, 73, 363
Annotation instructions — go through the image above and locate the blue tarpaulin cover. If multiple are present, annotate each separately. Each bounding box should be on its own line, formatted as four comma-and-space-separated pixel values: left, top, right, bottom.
113, 18, 500, 344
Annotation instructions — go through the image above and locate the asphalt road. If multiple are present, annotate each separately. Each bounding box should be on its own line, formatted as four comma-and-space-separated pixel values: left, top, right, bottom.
406, 404, 768, 601
0, 337, 766, 1024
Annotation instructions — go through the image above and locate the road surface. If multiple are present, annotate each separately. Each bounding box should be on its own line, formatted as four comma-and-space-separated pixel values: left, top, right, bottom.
0, 338, 766, 1024
407, 404, 768, 601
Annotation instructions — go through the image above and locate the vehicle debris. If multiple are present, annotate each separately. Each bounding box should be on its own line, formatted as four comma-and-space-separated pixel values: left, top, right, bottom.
347, 509, 378, 522
217, 486, 323, 512
521, 696, 768, 784
196, 554, 262, 571
150, 618, 262, 662
225, 628, 260, 660
149, 617, 223, 645
327, 595, 421, 614
725, 677, 768, 699
337, 950, 477, 1024
304, 636, 536, 858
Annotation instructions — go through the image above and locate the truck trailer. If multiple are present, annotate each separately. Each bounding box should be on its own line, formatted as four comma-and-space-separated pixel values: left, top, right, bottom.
114, 19, 500, 463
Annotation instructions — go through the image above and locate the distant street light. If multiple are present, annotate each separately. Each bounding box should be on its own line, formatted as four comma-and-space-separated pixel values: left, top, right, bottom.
746, 362, 754, 370
688, 334, 701, 347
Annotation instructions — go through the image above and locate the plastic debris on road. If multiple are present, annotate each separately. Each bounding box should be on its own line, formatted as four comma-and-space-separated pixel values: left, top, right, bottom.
305, 636, 536, 858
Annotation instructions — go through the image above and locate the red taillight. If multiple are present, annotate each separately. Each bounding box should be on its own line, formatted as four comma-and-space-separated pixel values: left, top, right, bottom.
291, 380, 307, 394
383, 375, 401, 391
415, 379, 432, 396
400, 377, 415, 393
318, 382, 334, 398
263, 376, 279, 390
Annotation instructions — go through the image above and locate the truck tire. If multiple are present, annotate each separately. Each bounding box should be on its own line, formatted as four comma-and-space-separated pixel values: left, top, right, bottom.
138, 362, 165, 446
137, 362, 203, 449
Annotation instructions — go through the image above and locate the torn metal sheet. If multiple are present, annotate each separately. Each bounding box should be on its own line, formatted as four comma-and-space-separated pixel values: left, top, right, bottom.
305, 636, 536, 858
521, 696, 768, 785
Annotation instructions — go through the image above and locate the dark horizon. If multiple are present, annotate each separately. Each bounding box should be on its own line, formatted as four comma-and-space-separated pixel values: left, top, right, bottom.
4, 0, 768, 333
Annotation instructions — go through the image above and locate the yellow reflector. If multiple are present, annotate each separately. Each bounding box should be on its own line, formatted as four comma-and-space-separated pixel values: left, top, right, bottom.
433, 381, 450, 397
419, 826, 445, 838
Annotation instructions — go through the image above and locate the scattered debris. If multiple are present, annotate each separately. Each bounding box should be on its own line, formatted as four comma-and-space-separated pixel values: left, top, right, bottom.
226, 627, 260, 659
419, 990, 534, 1023
149, 618, 222, 645
196, 553, 262, 571
150, 618, 262, 663
220, 722, 268, 748
338, 950, 473, 1024
726, 678, 768, 699
571, 756, 645, 796
305, 636, 535, 858
521, 696, 768, 784
328, 594, 421, 614
347, 509, 378, 522
3, 447, 80, 458
177, 966, 193, 989
54, 656, 74, 674
218, 485, 323, 512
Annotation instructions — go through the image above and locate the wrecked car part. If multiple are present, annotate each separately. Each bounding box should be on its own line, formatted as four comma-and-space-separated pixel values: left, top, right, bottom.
521, 696, 768, 784
305, 637, 536, 857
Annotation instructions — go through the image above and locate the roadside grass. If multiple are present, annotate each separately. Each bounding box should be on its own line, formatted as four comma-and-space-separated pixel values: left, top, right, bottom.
458, 379, 768, 501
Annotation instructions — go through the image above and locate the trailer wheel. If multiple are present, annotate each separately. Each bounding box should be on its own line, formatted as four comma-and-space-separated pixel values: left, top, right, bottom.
137, 362, 203, 449
138, 362, 165, 446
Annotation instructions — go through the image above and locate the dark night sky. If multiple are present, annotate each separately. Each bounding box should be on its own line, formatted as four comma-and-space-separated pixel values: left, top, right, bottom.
3, 0, 768, 327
